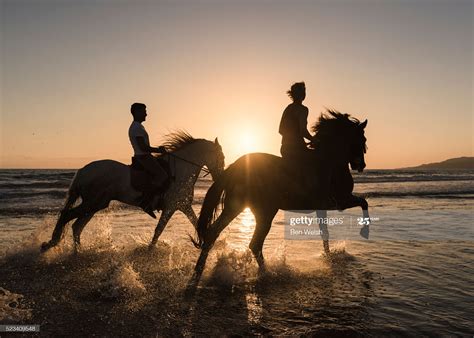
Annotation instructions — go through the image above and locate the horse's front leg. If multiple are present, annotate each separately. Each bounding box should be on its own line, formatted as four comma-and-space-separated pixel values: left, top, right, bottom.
338, 195, 370, 239
316, 209, 330, 254
359, 197, 370, 239
181, 203, 198, 228
349, 195, 370, 239
149, 208, 176, 248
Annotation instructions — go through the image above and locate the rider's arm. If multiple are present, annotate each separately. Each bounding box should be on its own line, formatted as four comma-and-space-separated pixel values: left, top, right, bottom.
299, 107, 313, 141
136, 137, 167, 154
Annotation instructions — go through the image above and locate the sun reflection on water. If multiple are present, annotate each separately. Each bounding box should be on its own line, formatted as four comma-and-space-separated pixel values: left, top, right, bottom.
239, 207, 255, 233
225, 207, 255, 251
245, 290, 263, 326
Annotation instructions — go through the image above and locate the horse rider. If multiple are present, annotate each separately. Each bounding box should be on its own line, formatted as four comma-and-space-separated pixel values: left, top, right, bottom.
278, 82, 333, 209
129, 102, 168, 218
278, 82, 313, 163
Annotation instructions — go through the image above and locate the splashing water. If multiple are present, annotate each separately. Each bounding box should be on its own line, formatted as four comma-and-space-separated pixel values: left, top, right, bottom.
0, 288, 32, 322
96, 262, 146, 302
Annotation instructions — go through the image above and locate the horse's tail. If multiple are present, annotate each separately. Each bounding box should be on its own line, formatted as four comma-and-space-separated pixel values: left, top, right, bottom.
41, 171, 81, 252
63, 173, 81, 212
190, 169, 231, 249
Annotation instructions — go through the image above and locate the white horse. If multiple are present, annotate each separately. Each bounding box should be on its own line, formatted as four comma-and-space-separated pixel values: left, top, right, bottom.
40, 132, 225, 252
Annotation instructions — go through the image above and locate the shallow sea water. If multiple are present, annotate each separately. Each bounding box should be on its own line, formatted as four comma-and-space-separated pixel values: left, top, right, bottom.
0, 169, 473, 335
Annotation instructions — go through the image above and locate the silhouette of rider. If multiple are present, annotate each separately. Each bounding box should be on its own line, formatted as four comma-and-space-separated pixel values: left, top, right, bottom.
278, 83, 333, 209
279, 82, 313, 162
129, 102, 167, 218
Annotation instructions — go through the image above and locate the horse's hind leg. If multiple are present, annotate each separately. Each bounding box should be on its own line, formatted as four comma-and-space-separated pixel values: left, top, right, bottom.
72, 213, 95, 251
41, 203, 90, 252
249, 208, 278, 270
193, 205, 244, 281
71, 197, 110, 249
206, 205, 244, 246
60, 197, 110, 249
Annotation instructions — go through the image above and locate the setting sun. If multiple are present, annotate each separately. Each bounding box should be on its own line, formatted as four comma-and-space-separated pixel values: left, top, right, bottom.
239, 130, 259, 154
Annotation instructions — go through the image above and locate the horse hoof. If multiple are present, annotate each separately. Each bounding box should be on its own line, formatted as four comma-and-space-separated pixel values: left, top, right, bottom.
184, 283, 197, 299
40, 242, 50, 253
360, 225, 369, 239
257, 265, 267, 277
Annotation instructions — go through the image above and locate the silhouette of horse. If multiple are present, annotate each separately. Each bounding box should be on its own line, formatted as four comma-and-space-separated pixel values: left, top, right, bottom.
191, 111, 369, 282
41, 132, 225, 252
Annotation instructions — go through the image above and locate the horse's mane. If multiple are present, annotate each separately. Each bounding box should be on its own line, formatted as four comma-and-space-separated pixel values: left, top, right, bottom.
311, 109, 367, 152
311, 109, 361, 135
162, 130, 197, 152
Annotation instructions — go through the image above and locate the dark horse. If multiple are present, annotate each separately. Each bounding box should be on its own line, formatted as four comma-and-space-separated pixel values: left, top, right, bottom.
190, 111, 369, 283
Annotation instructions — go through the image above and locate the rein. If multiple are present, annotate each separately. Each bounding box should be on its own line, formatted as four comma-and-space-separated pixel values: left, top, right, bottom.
167, 152, 212, 177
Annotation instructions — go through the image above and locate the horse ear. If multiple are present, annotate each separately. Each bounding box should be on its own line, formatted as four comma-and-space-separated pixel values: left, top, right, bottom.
360, 119, 368, 129
214, 137, 220, 146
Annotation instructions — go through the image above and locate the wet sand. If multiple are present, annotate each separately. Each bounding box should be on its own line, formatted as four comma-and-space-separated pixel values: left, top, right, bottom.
0, 234, 381, 336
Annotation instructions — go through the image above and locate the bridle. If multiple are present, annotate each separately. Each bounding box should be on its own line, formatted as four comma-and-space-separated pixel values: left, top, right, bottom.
167, 152, 212, 177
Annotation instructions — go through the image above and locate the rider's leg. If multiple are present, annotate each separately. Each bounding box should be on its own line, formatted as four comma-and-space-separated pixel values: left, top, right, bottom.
136, 155, 168, 218
137, 154, 168, 187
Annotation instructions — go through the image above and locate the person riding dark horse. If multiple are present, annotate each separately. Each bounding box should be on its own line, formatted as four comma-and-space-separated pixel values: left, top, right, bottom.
278, 82, 313, 163
278, 82, 329, 196
189, 110, 369, 286
129, 102, 168, 218
278, 83, 341, 209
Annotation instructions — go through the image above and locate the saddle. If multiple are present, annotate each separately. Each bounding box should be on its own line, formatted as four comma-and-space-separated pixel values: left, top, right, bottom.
130, 156, 172, 193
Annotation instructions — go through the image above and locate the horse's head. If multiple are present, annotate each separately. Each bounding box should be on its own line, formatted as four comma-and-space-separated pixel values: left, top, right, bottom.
312, 110, 368, 172
163, 131, 225, 180
348, 119, 367, 172
205, 137, 225, 180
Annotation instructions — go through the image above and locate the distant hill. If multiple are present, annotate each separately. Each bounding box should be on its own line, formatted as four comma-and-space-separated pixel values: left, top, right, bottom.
400, 157, 474, 170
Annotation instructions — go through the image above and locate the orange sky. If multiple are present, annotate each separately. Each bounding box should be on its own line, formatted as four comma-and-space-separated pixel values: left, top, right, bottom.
1, 1, 472, 169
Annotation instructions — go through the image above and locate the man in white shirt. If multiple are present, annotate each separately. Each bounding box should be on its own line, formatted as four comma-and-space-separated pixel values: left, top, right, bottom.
129, 102, 168, 218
